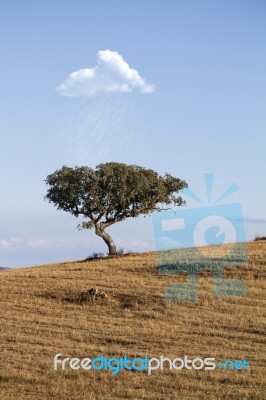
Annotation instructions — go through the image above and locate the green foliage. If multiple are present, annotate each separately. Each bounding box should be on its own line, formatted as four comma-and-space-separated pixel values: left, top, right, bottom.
45, 162, 187, 228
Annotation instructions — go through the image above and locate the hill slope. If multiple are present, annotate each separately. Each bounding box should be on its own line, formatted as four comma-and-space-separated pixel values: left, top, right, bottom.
0, 242, 265, 399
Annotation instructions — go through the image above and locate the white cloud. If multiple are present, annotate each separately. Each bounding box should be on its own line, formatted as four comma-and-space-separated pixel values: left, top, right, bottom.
157, 236, 182, 250
56, 50, 155, 97
0, 231, 62, 252
116, 238, 153, 251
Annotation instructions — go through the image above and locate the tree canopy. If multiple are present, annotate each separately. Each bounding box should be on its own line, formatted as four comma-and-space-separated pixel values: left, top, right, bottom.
45, 162, 188, 255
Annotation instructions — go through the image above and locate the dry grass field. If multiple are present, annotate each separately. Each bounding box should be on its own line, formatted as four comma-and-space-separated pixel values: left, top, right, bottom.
0, 241, 265, 399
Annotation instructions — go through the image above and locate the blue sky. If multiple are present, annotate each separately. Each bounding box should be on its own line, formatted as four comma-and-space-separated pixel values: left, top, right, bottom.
0, 0, 265, 268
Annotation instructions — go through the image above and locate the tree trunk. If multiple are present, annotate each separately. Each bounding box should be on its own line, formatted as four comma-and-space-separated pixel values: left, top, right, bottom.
95, 222, 117, 256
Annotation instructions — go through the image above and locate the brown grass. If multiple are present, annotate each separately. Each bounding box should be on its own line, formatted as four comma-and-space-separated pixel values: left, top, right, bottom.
0, 241, 265, 399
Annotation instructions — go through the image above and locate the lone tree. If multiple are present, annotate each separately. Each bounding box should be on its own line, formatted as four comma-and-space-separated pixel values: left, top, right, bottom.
45, 162, 187, 256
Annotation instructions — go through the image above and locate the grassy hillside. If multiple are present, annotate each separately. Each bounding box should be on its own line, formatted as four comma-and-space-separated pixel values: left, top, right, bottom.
0, 241, 265, 399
